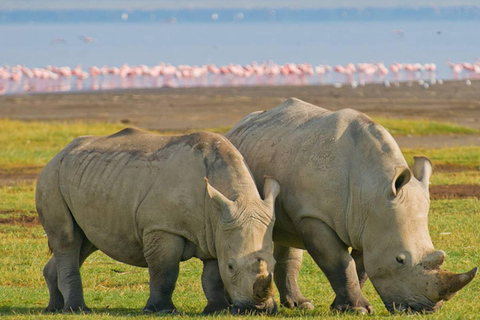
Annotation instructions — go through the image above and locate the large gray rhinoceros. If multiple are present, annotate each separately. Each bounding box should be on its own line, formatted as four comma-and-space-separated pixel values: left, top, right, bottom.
226, 98, 477, 314
36, 128, 280, 314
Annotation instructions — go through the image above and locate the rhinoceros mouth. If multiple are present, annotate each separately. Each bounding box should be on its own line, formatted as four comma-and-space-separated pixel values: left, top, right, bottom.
386, 299, 443, 314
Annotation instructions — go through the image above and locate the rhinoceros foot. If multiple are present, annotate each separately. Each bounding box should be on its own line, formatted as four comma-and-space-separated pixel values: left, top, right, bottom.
42, 294, 64, 313
297, 300, 315, 310
62, 306, 92, 314
42, 306, 63, 314
202, 301, 230, 314
282, 296, 315, 310
143, 306, 177, 315
331, 296, 373, 314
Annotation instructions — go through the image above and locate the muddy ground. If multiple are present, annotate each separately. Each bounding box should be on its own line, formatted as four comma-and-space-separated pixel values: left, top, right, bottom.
1, 80, 479, 220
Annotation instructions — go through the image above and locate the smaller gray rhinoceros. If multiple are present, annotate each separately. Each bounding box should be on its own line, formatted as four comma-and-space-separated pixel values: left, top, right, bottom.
36, 128, 280, 314
226, 98, 477, 314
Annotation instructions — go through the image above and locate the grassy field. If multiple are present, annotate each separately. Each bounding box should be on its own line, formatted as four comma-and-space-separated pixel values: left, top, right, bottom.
0, 117, 478, 175
1, 118, 479, 319
372, 117, 480, 136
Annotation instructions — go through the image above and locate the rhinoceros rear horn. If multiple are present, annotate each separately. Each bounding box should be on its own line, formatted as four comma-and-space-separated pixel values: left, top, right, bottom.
438, 267, 478, 301
422, 250, 446, 269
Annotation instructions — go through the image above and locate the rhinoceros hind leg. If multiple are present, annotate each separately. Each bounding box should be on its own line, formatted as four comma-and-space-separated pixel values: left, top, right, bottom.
51, 224, 93, 313
273, 244, 314, 310
143, 232, 184, 314
201, 259, 230, 314
43, 257, 64, 313
44, 233, 97, 313
298, 218, 372, 314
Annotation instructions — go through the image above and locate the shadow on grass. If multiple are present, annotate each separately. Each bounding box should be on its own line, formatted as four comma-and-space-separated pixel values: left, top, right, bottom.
0, 306, 334, 318
0, 307, 45, 315
0, 306, 207, 317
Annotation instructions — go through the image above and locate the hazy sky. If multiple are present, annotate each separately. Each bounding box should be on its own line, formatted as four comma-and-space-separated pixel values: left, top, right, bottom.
1, 0, 479, 10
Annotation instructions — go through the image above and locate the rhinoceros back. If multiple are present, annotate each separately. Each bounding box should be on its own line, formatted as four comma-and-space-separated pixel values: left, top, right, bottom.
37, 128, 253, 265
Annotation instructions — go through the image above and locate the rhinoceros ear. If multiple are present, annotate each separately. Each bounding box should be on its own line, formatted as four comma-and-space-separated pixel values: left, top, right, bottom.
205, 177, 234, 209
412, 156, 432, 190
391, 167, 411, 196
263, 176, 280, 207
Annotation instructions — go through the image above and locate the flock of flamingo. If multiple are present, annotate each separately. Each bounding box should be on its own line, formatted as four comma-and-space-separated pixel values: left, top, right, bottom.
0, 60, 478, 95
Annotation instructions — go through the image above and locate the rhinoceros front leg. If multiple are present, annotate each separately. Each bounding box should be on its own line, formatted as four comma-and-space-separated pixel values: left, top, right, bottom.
201, 259, 230, 314
143, 232, 184, 314
298, 218, 373, 314
273, 244, 314, 310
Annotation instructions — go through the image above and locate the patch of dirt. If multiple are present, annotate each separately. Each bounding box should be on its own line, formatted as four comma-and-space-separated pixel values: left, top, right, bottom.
0, 172, 39, 186
430, 185, 480, 200
434, 163, 477, 173
0, 166, 42, 186
0, 215, 39, 227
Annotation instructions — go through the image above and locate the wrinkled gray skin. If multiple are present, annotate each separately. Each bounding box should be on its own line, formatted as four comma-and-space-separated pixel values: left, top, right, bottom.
36, 129, 280, 314
226, 98, 477, 314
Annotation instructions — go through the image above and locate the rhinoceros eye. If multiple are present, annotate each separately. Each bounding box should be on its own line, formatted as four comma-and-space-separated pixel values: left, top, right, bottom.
396, 254, 406, 264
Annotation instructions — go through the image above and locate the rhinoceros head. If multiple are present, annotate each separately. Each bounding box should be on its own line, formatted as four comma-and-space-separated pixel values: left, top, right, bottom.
206, 177, 280, 314
363, 156, 477, 313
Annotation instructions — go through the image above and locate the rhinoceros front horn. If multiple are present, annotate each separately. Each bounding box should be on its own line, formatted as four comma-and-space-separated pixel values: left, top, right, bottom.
438, 267, 478, 301
253, 272, 274, 304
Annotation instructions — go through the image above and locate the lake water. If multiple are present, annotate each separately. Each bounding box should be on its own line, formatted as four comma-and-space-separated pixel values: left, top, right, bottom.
1, 20, 479, 92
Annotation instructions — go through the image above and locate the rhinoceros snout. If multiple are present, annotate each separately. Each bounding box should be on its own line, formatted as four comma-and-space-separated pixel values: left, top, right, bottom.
387, 300, 444, 314
230, 298, 278, 315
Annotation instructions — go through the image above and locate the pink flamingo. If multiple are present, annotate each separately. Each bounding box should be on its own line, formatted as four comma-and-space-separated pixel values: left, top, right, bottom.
0, 60, 452, 94
447, 62, 463, 80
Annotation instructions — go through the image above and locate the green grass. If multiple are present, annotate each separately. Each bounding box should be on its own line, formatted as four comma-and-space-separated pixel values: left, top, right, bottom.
401, 146, 480, 185
1, 198, 479, 319
0, 117, 478, 175
0, 183, 36, 219
0, 187, 479, 319
402, 146, 480, 168
161, 118, 479, 138
430, 171, 480, 186
1, 118, 480, 319
0, 119, 129, 172
0, 119, 231, 175
373, 117, 480, 136
161, 118, 480, 137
